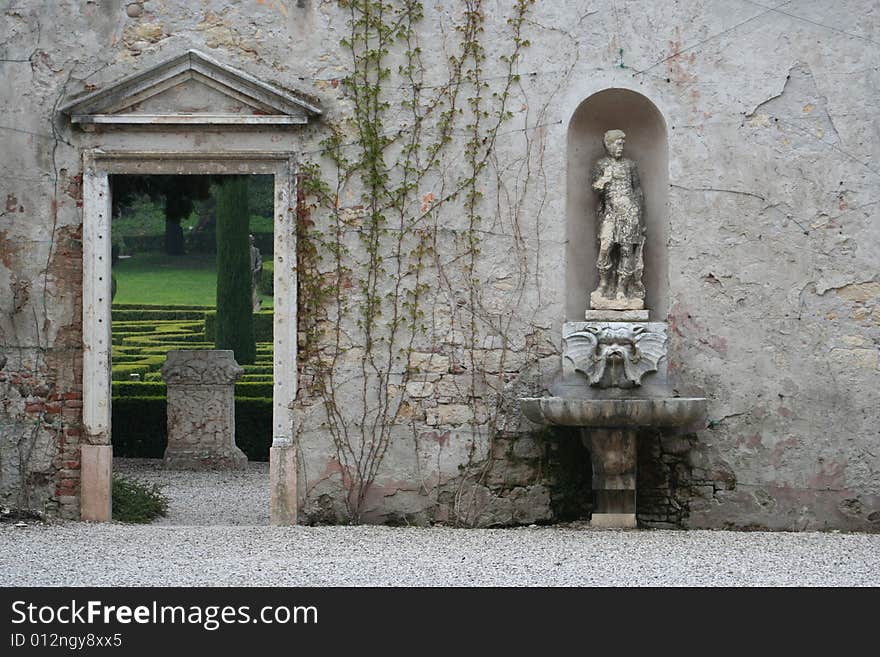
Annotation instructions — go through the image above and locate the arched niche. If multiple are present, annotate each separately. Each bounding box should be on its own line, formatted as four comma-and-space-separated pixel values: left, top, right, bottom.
565, 89, 668, 320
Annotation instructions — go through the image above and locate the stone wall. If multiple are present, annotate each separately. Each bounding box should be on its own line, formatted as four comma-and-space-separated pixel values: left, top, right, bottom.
1, 1, 877, 530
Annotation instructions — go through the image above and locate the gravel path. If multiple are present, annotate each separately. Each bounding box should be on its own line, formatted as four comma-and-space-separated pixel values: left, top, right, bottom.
2, 523, 878, 586
114, 458, 269, 526
1, 459, 878, 586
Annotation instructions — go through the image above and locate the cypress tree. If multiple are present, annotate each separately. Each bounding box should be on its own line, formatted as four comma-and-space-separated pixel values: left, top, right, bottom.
215, 176, 256, 364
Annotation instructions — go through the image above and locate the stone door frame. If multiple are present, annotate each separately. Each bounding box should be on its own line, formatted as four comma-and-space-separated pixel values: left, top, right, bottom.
80, 150, 299, 524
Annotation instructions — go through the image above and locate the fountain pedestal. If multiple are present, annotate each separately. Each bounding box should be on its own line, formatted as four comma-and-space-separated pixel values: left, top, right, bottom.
520, 321, 706, 529
586, 428, 637, 528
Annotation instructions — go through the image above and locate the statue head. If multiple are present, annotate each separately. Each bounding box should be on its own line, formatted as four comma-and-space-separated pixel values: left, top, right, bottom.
603, 129, 626, 158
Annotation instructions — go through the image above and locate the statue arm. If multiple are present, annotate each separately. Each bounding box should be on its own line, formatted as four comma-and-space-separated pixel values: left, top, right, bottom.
591, 161, 609, 191
631, 163, 645, 227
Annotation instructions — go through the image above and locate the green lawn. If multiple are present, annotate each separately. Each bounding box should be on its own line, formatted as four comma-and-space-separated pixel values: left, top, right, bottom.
113, 251, 274, 307
113, 253, 218, 305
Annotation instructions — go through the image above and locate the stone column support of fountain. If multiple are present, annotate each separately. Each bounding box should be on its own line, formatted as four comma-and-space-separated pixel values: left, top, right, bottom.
582, 428, 638, 528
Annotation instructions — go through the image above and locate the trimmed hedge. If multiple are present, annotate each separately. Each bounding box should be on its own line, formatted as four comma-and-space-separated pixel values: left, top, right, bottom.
111, 396, 271, 461
242, 365, 273, 375
111, 396, 166, 457
114, 330, 206, 346
205, 310, 273, 342
121, 332, 208, 345
237, 382, 274, 398
113, 326, 156, 333
112, 355, 154, 364
114, 383, 166, 397
111, 356, 166, 381
110, 304, 275, 459
113, 304, 214, 311
112, 350, 146, 359
235, 397, 273, 460
113, 321, 203, 336
120, 337, 213, 348
257, 312, 274, 342
156, 322, 204, 334
112, 309, 208, 321
113, 381, 274, 398
137, 345, 216, 354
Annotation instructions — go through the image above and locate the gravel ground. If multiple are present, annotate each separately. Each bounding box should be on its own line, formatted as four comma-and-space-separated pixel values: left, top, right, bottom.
1, 458, 877, 587
114, 457, 269, 526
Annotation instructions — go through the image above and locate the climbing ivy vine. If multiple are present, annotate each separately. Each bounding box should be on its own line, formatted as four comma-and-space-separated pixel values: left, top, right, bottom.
295, 0, 546, 524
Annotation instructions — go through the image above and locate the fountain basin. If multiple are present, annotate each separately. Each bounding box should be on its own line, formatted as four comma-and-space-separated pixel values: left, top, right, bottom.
520, 396, 706, 428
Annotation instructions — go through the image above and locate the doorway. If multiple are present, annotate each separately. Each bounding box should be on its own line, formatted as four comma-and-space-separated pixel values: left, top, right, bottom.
80, 152, 298, 524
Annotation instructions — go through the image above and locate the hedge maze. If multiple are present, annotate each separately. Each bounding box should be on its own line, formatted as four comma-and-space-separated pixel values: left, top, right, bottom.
111, 304, 274, 461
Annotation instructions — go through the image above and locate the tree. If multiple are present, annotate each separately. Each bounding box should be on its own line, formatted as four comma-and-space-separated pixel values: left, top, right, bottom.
110, 175, 211, 255
214, 176, 256, 365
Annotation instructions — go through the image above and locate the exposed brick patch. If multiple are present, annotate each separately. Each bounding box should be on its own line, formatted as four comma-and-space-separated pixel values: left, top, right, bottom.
0, 224, 87, 519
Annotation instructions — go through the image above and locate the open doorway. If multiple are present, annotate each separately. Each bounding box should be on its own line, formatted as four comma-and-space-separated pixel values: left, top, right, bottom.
80, 152, 298, 525
107, 173, 274, 524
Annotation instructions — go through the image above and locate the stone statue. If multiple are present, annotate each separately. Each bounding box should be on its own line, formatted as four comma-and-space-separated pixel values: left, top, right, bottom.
250, 234, 263, 312
589, 129, 646, 311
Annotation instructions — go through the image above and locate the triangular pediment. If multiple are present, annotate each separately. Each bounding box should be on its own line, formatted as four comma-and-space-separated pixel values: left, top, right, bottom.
61, 50, 321, 129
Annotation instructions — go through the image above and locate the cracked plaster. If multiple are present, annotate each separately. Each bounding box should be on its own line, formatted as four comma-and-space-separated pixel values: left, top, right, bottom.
0, 0, 877, 530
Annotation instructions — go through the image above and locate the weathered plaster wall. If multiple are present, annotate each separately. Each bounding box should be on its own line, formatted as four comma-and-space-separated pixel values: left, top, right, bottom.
1, 0, 877, 530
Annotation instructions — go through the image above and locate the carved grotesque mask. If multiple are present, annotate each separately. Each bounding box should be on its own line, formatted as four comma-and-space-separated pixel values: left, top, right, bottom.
564, 324, 664, 389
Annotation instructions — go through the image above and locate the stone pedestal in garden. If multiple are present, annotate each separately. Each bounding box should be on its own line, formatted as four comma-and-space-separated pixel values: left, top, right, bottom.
161, 350, 247, 470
